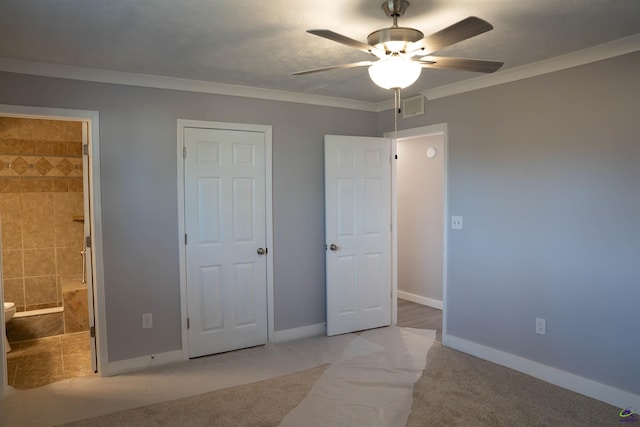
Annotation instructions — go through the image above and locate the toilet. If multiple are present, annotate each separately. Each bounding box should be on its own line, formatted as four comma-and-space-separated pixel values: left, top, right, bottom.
4, 302, 15, 353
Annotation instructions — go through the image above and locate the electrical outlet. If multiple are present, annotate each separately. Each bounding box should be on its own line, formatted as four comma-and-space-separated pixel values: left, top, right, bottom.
451, 216, 463, 230
536, 318, 546, 335
142, 313, 153, 329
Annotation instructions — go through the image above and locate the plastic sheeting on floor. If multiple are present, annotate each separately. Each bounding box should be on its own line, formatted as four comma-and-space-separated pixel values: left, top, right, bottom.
280, 327, 436, 427
0, 333, 358, 426
0, 326, 435, 426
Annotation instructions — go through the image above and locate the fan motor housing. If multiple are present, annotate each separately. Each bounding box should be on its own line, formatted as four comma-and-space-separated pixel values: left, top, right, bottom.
382, 0, 410, 17
367, 27, 424, 53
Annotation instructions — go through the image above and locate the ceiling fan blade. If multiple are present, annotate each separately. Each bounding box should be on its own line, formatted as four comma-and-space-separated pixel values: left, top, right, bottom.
307, 30, 378, 55
292, 61, 375, 76
418, 56, 503, 73
409, 16, 494, 56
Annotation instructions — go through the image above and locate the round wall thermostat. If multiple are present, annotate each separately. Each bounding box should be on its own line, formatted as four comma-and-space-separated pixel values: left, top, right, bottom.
426, 147, 437, 159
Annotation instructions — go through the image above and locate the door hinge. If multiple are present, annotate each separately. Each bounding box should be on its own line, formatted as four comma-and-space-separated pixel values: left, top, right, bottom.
90, 326, 95, 338
185, 234, 188, 245
83, 144, 89, 156
85, 236, 91, 248
187, 318, 190, 329
183, 146, 187, 159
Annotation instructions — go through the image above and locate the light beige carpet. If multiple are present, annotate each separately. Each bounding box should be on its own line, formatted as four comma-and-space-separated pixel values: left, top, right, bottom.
62, 364, 329, 427
407, 341, 621, 427
64, 341, 624, 427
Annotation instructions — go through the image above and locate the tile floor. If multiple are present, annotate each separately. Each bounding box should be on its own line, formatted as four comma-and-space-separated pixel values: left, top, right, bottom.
5, 331, 94, 389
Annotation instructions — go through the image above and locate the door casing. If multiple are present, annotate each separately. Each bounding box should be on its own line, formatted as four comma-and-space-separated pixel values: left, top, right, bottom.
0, 104, 106, 396
177, 119, 274, 359
386, 123, 449, 341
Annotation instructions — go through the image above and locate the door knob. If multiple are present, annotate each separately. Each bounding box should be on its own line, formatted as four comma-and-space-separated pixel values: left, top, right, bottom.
257, 248, 266, 255
329, 244, 338, 251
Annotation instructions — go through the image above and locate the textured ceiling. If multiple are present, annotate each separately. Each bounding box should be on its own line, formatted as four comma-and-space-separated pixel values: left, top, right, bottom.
0, 0, 639, 103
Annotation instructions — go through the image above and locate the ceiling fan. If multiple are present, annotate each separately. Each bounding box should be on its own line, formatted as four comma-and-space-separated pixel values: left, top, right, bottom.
293, 0, 503, 90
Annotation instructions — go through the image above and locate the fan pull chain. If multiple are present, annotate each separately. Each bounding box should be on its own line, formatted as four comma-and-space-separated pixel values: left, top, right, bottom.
394, 88, 402, 137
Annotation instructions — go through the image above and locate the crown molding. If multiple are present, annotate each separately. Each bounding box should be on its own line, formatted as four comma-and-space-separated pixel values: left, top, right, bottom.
0, 57, 379, 112
422, 33, 640, 101
376, 98, 396, 112
2, 33, 638, 113
373, 34, 640, 111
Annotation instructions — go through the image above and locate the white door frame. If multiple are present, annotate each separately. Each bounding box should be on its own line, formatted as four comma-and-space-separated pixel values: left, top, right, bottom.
385, 123, 448, 340
177, 119, 274, 359
0, 104, 107, 396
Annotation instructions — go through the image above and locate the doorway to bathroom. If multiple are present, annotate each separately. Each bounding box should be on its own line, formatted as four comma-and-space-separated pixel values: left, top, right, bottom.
0, 105, 104, 392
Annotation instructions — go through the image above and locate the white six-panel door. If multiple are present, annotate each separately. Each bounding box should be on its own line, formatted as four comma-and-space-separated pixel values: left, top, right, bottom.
184, 127, 268, 358
325, 135, 392, 336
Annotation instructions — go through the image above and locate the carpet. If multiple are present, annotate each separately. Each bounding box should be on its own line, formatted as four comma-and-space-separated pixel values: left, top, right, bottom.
62, 365, 329, 427
407, 341, 621, 427
62, 333, 623, 427
64, 327, 434, 427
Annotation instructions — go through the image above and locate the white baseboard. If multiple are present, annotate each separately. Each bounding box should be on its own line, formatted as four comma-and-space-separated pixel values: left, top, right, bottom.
106, 324, 328, 376
272, 323, 326, 343
398, 291, 443, 310
444, 335, 640, 412
107, 349, 184, 376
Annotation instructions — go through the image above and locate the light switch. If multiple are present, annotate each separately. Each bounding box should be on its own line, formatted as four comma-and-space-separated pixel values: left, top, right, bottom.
142, 313, 153, 329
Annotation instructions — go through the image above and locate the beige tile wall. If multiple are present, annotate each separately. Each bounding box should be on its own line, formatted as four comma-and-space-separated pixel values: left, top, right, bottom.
0, 117, 84, 312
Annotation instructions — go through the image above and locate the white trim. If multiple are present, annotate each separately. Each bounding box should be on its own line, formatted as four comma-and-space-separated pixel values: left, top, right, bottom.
264, 129, 275, 341
376, 98, 396, 113
389, 124, 448, 140
0, 57, 378, 113
3, 34, 636, 112
176, 119, 274, 360
0, 252, 5, 396
177, 123, 188, 360
271, 323, 327, 343
423, 34, 640, 101
13, 307, 64, 318
445, 335, 640, 412
107, 350, 183, 376
441, 124, 449, 341
397, 291, 443, 310
386, 124, 449, 341
390, 136, 398, 326
0, 104, 106, 394
370, 34, 640, 110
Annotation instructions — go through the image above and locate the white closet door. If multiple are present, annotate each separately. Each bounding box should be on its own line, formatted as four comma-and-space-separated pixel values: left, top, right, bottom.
184, 127, 267, 357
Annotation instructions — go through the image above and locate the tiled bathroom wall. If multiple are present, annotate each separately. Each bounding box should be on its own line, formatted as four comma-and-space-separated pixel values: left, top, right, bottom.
0, 117, 84, 313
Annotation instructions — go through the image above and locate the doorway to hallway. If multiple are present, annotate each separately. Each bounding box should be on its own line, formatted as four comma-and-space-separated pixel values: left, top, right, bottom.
388, 123, 447, 339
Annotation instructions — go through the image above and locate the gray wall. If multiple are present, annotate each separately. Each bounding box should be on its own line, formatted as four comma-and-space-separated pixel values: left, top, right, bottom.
2, 50, 638, 397
379, 52, 640, 395
0, 72, 377, 362
397, 134, 444, 302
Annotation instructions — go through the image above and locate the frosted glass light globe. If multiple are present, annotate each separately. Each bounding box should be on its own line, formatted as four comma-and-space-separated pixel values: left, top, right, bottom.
368, 57, 422, 90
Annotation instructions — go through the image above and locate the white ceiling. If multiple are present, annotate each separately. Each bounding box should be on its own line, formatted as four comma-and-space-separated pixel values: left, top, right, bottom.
0, 0, 639, 103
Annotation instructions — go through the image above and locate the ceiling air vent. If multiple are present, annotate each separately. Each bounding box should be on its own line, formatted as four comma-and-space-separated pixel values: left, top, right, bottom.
402, 95, 424, 118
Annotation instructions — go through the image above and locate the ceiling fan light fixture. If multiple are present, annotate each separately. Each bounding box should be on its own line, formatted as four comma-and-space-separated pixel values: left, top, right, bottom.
368, 56, 421, 89
367, 27, 424, 53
